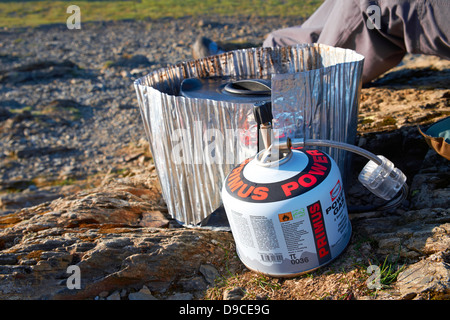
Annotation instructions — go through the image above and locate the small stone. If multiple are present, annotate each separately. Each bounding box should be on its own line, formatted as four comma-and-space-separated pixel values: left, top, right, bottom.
199, 264, 220, 285
179, 276, 207, 292
167, 292, 193, 300
128, 286, 157, 300
401, 292, 417, 300
106, 291, 121, 300
139, 210, 169, 228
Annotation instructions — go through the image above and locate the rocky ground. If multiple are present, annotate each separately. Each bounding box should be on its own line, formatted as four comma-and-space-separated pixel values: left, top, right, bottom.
0, 16, 449, 300
0, 16, 279, 214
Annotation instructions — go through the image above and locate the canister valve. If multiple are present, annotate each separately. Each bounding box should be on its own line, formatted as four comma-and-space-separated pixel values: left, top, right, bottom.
253, 101, 274, 152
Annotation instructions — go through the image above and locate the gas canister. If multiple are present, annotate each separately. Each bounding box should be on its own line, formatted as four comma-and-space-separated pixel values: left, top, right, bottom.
221, 146, 352, 277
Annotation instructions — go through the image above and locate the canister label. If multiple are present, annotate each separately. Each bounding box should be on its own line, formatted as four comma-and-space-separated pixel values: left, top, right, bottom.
225, 150, 332, 203
226, 193, 350, 276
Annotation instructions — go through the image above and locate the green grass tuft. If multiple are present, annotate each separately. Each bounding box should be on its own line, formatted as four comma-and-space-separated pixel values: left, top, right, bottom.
0, 0, 324, 28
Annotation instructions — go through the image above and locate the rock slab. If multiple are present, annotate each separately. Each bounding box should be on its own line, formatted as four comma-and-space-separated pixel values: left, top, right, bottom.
0, 173, 234, 300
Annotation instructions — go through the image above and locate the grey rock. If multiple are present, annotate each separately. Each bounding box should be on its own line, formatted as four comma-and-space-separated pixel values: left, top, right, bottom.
410, 160, 450, 210
16, 146, 75, 159
396, 254, 450, 299
0, 189, 61, 212
0, 60, 83, 83
167, 292, 194, 300
0, 253, 18, 265
106, 291, 121, 300
109, 54, 151, 69
128, 286, 157, 300
179, 276, 208, 292
199, 264, 220, 286
354, 207, 450, 260
103, 237, 133, 248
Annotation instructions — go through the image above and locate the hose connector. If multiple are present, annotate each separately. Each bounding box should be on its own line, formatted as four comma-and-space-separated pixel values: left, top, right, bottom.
358, 155, 407, 200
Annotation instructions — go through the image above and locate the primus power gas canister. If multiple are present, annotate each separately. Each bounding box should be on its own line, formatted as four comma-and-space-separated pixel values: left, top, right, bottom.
222, 147, 352, 277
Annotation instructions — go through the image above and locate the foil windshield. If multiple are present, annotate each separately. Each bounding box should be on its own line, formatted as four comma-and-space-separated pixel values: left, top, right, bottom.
271, 56, 364, 174
134, 44, 364, 226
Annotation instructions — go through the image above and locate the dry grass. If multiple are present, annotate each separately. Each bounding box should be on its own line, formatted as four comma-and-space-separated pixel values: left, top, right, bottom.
201, 235, 399, 300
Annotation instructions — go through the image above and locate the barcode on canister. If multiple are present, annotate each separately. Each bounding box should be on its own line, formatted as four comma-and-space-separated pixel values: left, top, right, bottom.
260, 253, 283, 263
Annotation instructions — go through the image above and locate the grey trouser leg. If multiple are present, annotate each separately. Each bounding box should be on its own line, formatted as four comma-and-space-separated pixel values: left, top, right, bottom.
263, 0, 450, 84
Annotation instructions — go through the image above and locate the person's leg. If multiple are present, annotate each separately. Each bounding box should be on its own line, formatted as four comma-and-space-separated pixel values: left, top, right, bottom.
320, 0, 407, 84
408, 0, 450, 59
264, 0, 450, 83
351, 0, 450, 82
263, 0, 399, 83
262, 0, 337, 47
263, 0, 407, 83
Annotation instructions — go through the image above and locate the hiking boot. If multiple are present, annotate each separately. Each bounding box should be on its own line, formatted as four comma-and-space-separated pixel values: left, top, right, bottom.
191, 36, 225, 59
191, 36, 262, 60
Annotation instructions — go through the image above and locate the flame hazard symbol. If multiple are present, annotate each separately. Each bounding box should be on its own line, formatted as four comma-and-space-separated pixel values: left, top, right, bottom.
278, 212, 293, 222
